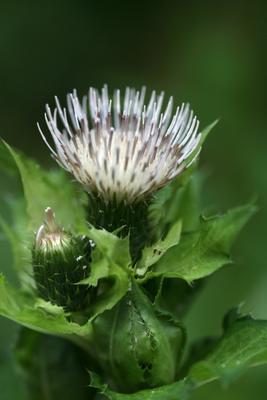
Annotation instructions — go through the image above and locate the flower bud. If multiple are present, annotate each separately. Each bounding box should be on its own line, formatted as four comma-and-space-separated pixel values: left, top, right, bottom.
32, 207, 93, 312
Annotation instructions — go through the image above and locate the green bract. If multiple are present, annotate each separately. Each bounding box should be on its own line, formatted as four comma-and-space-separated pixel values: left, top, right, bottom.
0, 124, 266, 400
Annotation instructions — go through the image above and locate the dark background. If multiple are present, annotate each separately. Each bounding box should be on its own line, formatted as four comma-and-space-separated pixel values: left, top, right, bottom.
0, 1, 267, 398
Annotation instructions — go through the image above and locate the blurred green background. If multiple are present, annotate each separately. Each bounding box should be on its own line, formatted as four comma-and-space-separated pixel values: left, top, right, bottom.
0, 0, 266, 398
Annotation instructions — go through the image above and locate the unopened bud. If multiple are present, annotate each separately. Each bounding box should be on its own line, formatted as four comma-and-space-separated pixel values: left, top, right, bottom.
32, 207, 93, 312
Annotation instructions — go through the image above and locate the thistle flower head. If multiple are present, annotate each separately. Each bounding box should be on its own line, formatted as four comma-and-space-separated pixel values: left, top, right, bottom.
38, 86, 202, 203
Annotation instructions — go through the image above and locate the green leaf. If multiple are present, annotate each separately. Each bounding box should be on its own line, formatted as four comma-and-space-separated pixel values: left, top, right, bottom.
153, 278, 204, 320
2, 141, 87, 232
85, 226, 132, 270
16, 329, 94, 400
0, 275, 92, 350
146, 203, 256, 282
0, 321, 28, 400
0, 141, 89, 290
79, 226, 131, 319
149, 171, 204, 242
0, 141, 33, 286
199, 119, 219, 145
0, 199, 33, 289
136, 220, 182, 277
188, 315, 267, 386
149, 118, 219, 240
0, 140, 18, 175
90, 282, 185, 393
172, 173, 204, 233
90, 372, 191, 400
91, 314, 267, 400
177, 119, 218, 171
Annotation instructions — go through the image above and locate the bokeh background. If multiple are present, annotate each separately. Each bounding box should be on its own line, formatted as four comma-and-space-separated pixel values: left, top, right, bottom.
0, 1, 267, 399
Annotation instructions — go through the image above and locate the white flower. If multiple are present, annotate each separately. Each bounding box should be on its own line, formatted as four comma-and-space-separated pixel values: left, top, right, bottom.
38, 85, 202, 203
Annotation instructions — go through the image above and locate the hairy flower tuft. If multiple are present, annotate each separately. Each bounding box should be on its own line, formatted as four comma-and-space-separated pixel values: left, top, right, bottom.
35, 207, 70, 252
38, 86, 202, 204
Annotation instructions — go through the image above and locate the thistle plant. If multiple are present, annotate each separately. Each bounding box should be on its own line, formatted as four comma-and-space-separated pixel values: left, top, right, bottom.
0, 85, 266, 400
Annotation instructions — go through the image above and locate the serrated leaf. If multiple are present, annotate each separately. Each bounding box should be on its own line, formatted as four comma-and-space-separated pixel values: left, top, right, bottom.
90, 372, 191, 400
87, 260, 130, 321
188, 316, 267, 386
90, 314, 267, 400
136, 220, 182, 277
0, 275, 92, 348
89, 282, 185, 393
85, 226, 132, 269
2, 141, 87, 232
145, 203, 256, 282
79, 226, 131, 319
